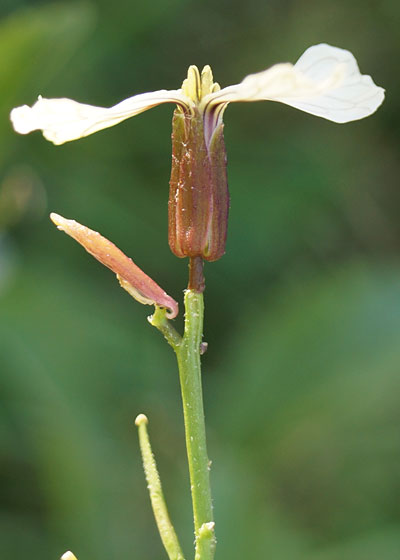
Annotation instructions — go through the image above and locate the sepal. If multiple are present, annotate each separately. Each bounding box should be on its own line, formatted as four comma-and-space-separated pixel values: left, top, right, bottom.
168, 108, 229, 262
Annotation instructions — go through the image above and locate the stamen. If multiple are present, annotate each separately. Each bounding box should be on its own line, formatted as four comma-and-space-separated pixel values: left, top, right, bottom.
182, 65, 201, 103
182, 65, 219, 103
201, 65, 215, 97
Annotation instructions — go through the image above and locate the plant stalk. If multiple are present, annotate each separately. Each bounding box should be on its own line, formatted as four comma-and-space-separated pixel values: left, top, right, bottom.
175, 288, 215, 560
135, 414, 185, 560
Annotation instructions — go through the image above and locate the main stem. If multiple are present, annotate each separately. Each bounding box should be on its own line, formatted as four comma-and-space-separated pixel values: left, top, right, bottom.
175, 264, 215, 560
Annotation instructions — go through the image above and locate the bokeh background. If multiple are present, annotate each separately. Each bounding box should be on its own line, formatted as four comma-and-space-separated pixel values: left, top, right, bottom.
1, 1, 399, 559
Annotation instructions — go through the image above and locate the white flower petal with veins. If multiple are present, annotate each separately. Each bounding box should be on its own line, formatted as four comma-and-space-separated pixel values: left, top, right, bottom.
10, 89, 188, 145
206, 44, 384, 123
10, 44, 384, 145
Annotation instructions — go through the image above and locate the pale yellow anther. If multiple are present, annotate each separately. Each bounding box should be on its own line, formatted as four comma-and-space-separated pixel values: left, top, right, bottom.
182, 65, 201, 103
182, 64, 219, 103
200, 65, 215, 97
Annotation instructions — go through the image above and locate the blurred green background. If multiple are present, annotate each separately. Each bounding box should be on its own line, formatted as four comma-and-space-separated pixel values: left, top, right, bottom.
1, 1, 399, 559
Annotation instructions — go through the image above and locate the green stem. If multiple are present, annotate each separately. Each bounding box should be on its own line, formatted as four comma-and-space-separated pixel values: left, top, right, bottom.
150, 278, 215, 559
175, 290, 215, 560
135, 414, 185, 560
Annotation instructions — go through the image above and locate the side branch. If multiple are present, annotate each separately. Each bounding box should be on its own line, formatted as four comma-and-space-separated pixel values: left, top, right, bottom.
149, 306, 182, 350
135, 414, 185, 560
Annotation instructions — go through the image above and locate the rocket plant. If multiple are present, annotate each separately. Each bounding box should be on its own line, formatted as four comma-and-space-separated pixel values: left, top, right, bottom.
11, 44, 384, 560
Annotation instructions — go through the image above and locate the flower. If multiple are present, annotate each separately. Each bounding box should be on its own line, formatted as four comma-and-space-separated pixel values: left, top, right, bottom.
11, 44, 384, 262
10, 44, 384, 145
50, 213, 179, 318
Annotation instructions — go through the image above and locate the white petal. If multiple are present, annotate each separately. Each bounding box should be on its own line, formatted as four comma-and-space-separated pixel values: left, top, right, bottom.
207, 44, 384, 123
10, 90, 188, 145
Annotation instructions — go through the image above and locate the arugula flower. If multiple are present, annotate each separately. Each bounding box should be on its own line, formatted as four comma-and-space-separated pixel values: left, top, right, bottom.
10, 44, 384, 264
10, 44, 384, 146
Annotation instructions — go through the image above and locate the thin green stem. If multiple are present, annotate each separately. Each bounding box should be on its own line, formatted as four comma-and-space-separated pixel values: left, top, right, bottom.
150, 288, 215, 560
175, 290, 215, 560
135, 414, 185, 560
